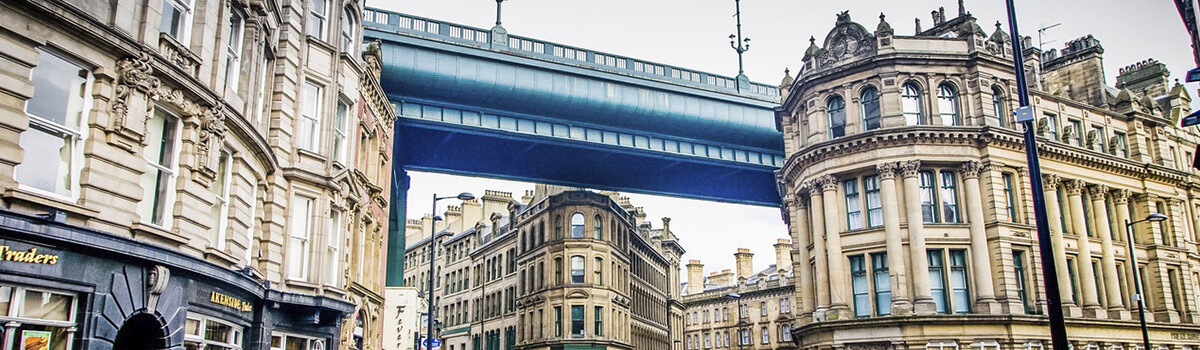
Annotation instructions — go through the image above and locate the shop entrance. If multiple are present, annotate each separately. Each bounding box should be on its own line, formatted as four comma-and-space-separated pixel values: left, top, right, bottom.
112, 312, 169, 350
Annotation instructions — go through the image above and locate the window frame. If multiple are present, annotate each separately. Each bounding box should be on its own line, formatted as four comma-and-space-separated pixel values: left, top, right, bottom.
1013, 249, 1032, 313
872, 252, 892, 316
160, 0, 194, 41
902, 82, 924, 125
844, 179, 862, 230
299, 81, 323, 152
326, 209, 342, 286
940, 172, 960, 223
569, 305, 584, 337
288, 195, 315, 280
864, 175, 882, 228
210, 150, 233, 251
308, 0, 329, 40
861, 86, 881, 131
919, 171, 939, 223
333, 99, 350, 164
850, 255, 870, 317
340, 7, 356, 53
992, 86, 1006, 127
185, 314, 244, 350
139, 108, 183, 228
936, 83, 960, 126
827, 95, 846, 138
569, 255, 584, 284
1003, 173, 1019, 222
15, 48, 95, 200
225, 8, 245, 91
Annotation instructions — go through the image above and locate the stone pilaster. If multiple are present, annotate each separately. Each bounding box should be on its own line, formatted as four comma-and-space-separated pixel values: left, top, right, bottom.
1042, 174, 1079, 316
1066, 179, 1104, 317
900, 160, 936, 314
808, 182, 831, 321
820, 174, 851, 320
1090, 185, 1129, 319
961, 161, 999, 313
877, 162, 912, 315
791, 192, 815, 324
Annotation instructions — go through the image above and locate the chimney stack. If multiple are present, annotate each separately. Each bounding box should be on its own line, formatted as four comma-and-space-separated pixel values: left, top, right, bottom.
735, 248, 754, 280
774, 239, 793, 273
686, 260, 704, 295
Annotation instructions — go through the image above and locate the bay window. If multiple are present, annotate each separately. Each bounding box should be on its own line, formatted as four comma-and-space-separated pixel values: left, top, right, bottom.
828, 96, 846, 138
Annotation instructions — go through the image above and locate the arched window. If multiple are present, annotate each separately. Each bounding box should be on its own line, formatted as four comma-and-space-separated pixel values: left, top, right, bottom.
570, 255, 585, 283
340, 7, 355, 53
593, 215, 603, 240
570, 213, 585, 238
827, 96, 846, 138
861, 87, 881, 131
902, 82, 924, 125
554, 257, 563, 285
992, 85, 1006, 127
937, 83, 960, 126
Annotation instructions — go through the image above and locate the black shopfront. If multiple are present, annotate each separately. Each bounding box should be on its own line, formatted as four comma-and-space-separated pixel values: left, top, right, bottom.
0, 210, 353, 350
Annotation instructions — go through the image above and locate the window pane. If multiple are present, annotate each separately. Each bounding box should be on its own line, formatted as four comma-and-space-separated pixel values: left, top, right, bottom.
27, 51, 88, 128
928, 250, 947, 313
861, 88, 881, 130
828, 97, 845, 138
570, 305, 584, 336
19, 290, 72, 321
873, 253, 891, 316
204, 320, 232, 343
570, 256, 584, 283
937, 84, 958, 126
940, 172, 959, 223
16, 127, 72, 195
844, 179, 861, 230
865, 176, 882, 227
902, 84, 923, 125
919, 171, 938, 223
570, 213, 584, 238
850, 256, 869, 317
949, 250, 970, 313
0, 286, 11, 316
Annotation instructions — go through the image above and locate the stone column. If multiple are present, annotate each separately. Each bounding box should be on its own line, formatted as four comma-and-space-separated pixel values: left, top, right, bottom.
792, 194, 815, 323
961, 161, 999, 313
900, 160, 936, 314
1043, 174, 1078, 316
1066, 179, 1104, 317
1113, 189, 1133, 243
1090, 185, 1128, 319
820, 174, 851, 320
877, 162, 912, 315
808, 183, 831, 320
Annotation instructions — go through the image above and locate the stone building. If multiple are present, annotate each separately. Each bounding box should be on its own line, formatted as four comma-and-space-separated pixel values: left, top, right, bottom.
682, 241, 798, 350
777, 3, 1200, 350
401, 186, 684, 350
0, 0, 393, 350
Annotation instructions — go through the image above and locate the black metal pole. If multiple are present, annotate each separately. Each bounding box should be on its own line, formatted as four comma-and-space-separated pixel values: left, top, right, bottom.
426, 193, 440, 350
1005, 1, 1069, 349
1125, 219, 1153, 350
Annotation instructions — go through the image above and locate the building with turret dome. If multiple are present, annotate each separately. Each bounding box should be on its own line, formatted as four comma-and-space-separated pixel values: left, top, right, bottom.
777, 2, 1200, 350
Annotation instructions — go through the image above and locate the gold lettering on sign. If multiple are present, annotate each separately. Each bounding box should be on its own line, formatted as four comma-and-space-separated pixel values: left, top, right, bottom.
209, 291, 253, 312
0, 246, 60, 265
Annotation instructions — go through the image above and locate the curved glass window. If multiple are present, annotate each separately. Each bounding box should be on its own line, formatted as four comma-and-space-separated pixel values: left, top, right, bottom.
570, 213, 585, 238
860, 87, 881, 131
902, 83, 923, 125
937, 83, 960, 126
992, 86, 1006, 127
827, 96, 846, 138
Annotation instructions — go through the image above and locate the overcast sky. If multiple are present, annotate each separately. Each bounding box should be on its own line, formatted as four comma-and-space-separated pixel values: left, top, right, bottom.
372, 0, 1199, 278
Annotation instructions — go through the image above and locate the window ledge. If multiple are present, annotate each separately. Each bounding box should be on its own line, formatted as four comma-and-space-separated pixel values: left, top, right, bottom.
4, 188, 98, 218
130, 222, 190, 246
204, 247, 240, 266
285, 279, 320, 290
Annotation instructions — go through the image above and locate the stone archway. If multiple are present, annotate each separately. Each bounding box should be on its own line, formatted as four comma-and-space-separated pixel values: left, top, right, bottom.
112, 312, 169, 350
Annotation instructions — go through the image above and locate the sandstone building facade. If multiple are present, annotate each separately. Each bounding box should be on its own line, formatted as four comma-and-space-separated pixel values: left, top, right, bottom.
682, 241, 799, 350
778, 3, 1200, 350
401, 186, 684, 350
0, 0, 394, 350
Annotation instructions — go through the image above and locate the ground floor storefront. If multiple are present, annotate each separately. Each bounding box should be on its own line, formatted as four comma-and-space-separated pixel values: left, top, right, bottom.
0, 210, 353, 350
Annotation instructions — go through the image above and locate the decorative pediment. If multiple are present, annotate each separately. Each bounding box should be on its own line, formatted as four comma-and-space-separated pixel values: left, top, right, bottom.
815, 11, 877, 68
566, 289, 590, 299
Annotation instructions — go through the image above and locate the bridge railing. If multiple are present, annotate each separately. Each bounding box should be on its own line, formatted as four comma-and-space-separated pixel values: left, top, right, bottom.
363, 7, 781, 102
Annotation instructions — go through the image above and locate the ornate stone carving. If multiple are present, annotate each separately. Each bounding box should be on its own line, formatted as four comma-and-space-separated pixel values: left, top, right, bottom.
157, 33, 200, 77
1042, 173, 1060, 190
1111, 188, 1132, 204
899, 160, 922, 178
1064, 179, 1085, 196
109, 52, 162, 151
959, 160, 983, 179
816, 11, 877, 67
1086, 184, 1109, 199
196, 104, 228, 179
146, 265, 170, 313
818, 174, 839, 191
802, 180, 821, 196
877, 162, 898, 180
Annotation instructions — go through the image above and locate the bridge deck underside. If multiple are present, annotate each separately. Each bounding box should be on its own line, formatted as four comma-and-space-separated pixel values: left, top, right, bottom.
399, 120, 782, 206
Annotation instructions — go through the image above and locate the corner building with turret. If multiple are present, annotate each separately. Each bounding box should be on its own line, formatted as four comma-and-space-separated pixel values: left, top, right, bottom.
778, 3, 1200, 350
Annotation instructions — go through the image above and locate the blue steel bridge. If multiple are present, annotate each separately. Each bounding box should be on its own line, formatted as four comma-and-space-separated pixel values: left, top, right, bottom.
363, 7, 784, 207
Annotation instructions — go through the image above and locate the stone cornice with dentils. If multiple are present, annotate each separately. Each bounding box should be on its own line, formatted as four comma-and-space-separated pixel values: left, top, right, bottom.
778, 126, 1190, 188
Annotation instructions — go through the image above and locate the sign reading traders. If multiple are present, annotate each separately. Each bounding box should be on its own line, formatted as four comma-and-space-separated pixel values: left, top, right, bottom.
0, 246, 59, 264
209, 291, 253, 312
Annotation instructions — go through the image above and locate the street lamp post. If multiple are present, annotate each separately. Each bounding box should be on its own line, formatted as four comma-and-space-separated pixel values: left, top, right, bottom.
1125, 213, 1167, 350
1003, 0, 1068, 348
425, 192, 475, 350
726, 293, 743, 350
